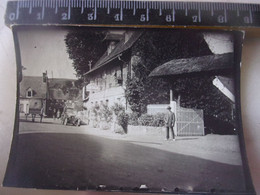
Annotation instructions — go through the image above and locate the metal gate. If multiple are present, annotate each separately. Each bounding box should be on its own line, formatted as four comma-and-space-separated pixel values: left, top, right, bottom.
176, 106, 204, 136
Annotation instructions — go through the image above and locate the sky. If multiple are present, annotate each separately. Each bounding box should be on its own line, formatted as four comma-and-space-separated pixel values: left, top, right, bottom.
18, 27, 77, 80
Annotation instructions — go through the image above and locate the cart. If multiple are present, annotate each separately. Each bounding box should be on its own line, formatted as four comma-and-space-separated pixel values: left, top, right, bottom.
25, 99, 44, 122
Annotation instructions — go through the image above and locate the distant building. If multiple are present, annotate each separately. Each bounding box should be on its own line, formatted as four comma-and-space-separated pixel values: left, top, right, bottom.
19, 76, 47, 115
19, 76, 82, 117
47, 78, 82, 116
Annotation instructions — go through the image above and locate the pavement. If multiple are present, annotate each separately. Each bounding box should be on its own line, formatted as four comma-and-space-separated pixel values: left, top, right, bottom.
19, 116, 243, 166
3, 117, 246, 192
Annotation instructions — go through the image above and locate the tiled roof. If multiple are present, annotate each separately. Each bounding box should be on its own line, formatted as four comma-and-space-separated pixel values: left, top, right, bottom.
20, 76, 47, 98
84, 30, 143, 75
149, 53, 234, 77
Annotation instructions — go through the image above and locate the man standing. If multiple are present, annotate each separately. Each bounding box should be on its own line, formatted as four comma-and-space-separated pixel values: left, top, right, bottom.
165, 106, 176, 141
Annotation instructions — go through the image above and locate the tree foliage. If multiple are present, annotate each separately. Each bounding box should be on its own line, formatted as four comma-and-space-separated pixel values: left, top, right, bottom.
171, 75, 234, 122
65, 29, 107, 77
126, 30, 212, 115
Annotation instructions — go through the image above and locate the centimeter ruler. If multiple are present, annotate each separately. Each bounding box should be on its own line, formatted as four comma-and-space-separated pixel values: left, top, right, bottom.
5, 0, 260, 28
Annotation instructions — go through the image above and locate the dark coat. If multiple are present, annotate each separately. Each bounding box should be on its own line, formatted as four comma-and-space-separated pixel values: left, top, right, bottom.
165, 111, 175, 127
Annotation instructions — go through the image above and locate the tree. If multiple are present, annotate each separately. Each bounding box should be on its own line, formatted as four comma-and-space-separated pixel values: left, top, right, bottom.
65, 29, 107, 78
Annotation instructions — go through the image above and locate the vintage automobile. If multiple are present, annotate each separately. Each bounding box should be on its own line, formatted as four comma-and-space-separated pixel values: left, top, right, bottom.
61, 105, 81, 126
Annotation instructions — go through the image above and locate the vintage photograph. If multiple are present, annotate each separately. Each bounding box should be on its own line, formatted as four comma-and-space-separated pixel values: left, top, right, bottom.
4, 27, 248, 193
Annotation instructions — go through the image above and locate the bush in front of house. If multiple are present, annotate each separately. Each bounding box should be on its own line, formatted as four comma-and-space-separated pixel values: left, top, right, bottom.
137, 113, 166, 127
99, 104, 113, 130
111, 103, 129, 134
128, 112, 139, 126
117, 112, 129, 134
151, 113, 166, 127
99, 104, 112, 122
111, 102, 125, 116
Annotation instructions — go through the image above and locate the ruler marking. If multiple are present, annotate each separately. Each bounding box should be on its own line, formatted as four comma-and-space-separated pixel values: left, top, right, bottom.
249, 8, 253, 23
68, 0, 71, 20
198, 6, 201, 22
172, 8, 175, 22
42, 2, 45, 20
107, 2, 110, 14
159, 2, 162, 16
236, 4, 240, 16
120, 2, 123, 21
211, 4, 214, 16
55, 0, 58, 14
29, 1, 32, 14
16, 1, 20, 20
5, 0, 260, 28
146, 6, 149, 21
94, 0, 97, 20
224, 6, 227, 23
81, 0, 84, 13
133, 1, 136, 15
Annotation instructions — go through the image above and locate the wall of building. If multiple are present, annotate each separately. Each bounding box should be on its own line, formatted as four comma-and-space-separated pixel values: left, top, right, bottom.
84, 62, 128, 109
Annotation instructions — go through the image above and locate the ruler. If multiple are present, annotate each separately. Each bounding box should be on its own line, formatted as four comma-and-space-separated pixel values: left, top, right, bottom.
5, 0, 260, 28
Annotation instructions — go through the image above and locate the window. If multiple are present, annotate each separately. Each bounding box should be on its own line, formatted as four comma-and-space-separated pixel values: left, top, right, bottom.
26, 88, 33, 98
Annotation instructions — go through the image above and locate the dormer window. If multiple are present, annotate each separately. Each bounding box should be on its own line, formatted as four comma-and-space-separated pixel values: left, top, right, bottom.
26, 88, 33, 98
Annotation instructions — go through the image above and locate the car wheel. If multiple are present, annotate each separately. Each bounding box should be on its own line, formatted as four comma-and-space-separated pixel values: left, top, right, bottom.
64, 118, 68, 126
77, 119, 81, 127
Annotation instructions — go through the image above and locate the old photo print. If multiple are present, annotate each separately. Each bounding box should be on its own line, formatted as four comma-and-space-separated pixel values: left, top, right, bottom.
3, 26, 252, 194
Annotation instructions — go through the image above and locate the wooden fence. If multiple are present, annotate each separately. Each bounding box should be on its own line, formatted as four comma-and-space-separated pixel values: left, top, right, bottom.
147, 103, 205, 136
176, 106, 204, 136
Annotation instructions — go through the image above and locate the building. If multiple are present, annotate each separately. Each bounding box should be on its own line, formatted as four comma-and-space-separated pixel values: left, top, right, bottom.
82, 30, 143, 111
19, 76, 82, 117
19, 76, 47, 115
81, 30, 236, 135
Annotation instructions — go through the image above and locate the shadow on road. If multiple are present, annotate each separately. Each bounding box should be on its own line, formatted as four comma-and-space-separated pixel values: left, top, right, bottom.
3, 133, 246, 193
127, 141, 162, 145
176, 138, 199, 141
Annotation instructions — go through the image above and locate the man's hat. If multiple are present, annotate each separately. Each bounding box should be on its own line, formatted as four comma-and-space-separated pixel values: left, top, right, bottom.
167, 106, 171, 110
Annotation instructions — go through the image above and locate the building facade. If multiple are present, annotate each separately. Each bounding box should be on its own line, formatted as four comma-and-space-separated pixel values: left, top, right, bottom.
83, 30, 142, 111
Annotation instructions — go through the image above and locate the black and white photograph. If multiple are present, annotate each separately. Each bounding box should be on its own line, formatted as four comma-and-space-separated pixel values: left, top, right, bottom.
3, 27, 249, 193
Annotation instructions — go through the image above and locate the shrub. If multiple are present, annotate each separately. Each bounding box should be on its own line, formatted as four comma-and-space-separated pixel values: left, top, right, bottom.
138, 113, 166, 127
138, 114, 153, 126
99, 104, 112, 123
128, 112, 139, 126
117, 112, 129, 134
152, 113, 166, 127
111, 102, 125, 116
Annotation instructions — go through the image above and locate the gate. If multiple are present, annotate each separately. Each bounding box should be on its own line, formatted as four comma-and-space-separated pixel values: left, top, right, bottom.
176, 106, 204, 136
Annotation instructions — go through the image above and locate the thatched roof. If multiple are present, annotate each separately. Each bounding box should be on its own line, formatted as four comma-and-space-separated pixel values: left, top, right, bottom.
149, 53, 234, 77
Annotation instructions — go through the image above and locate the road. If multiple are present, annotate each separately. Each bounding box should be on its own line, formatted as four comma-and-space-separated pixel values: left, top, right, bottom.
3, 119, 246, 193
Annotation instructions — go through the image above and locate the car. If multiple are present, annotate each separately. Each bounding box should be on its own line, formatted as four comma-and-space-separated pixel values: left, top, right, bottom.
61, 107, 81, 126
